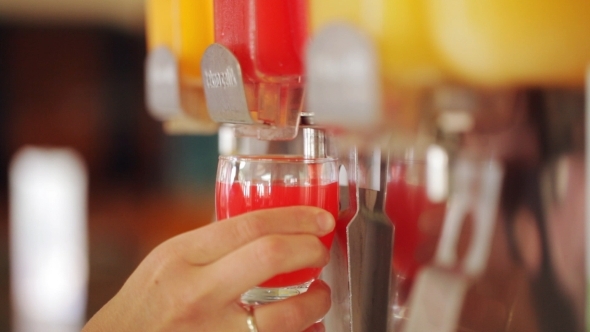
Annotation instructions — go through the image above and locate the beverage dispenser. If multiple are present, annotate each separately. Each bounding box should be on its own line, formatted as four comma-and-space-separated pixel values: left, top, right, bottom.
144, 0, 590, 331
308, 1, 589, 332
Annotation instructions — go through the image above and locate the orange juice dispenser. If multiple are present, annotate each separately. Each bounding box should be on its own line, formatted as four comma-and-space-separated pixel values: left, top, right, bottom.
421, 3, 590, 332
308, 2, 448, 331
145, 0, 217, 134
308, 1, 589, 332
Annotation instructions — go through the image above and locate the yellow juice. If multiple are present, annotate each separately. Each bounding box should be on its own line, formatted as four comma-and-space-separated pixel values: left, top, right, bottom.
146, 0, 213, 82
311, 0, 447, 88
178, 0, 214, 80
310, 0, 363, 29
177, 0, 215, 126
145, 0, 177, 51
380, 0, 445, 87
427, 1, 590, 87
311, 0, 448, 131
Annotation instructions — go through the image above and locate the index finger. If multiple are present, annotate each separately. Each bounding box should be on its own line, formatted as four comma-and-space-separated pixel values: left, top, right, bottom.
166, 206, 335, 265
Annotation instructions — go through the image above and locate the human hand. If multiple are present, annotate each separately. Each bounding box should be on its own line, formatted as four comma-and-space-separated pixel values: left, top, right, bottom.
82, 206, 335, 332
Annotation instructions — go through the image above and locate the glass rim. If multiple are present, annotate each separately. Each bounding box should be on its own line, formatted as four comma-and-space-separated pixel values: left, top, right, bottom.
219, 154, 337, 164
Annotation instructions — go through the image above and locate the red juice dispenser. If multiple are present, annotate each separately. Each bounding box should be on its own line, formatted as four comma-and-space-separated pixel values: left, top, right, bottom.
203, 0, 308, 140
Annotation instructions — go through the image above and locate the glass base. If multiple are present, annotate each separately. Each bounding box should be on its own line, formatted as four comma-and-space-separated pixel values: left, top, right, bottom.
241, 280, 313, 305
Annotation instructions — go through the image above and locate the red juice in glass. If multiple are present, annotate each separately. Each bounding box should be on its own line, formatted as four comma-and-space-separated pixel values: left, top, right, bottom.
385, 162, 443, 281
215, 155, 338, 303
216, 181, 338, 287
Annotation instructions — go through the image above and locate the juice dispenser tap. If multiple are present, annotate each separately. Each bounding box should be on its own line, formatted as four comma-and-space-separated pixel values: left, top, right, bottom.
202, 0, 308, 142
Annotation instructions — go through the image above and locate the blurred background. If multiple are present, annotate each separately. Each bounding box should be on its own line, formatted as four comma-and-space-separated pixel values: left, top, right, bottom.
0, 1, 219, 330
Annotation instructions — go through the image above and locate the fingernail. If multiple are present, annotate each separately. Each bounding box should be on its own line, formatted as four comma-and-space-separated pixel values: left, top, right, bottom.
316, 211, 335, 232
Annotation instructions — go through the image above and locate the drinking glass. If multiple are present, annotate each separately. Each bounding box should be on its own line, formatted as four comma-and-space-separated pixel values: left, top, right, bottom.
384, 149, 446, 321
215, 155, 339, 305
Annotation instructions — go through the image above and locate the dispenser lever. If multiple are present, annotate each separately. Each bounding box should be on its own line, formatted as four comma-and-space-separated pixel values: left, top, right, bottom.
347, 148, 393, 332
201, 44, 254, 125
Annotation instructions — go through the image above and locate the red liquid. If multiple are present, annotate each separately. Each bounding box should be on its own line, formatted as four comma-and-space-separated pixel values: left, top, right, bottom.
255, 0, 308, 77
216, 181, 338, 288
214, 0, 308, 82
384, 164, 442, 280
213, 0, 252, 79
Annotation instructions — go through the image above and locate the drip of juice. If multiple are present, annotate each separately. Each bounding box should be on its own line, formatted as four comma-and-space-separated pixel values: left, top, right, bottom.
384, 164, 442, 280
216, 181, 339, 287
427, 1, 590, 87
